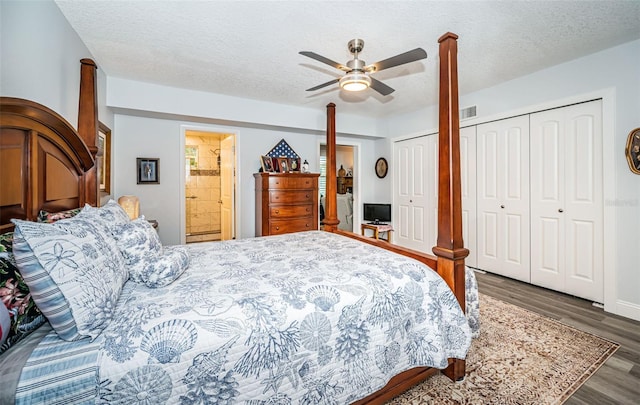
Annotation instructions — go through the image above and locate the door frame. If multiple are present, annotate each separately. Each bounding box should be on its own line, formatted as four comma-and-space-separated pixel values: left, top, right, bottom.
317, 137, 362, 228
179, 125, 238, 244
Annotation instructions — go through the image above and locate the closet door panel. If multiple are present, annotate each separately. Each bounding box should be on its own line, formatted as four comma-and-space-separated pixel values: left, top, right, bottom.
477, 116, 530, 282
460, 126, 477, 268
426, 136, 439, 252
477, 127, 501, 271
531, 100, 603, 302
481, 212, 499, 261
564, 101, 603, 302
395, 136, 430, 252
531, 111, 565, 289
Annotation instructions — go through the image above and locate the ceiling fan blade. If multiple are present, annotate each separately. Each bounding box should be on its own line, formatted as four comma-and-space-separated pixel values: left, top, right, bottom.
299, 51, 350, 72
305, 78, 340, 92
366, 48, 428, 72
369, 77, 395, 96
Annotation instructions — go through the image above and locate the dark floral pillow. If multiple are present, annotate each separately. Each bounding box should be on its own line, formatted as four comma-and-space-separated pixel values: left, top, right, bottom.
37, 208, 82, 223
0, 232, 46, 355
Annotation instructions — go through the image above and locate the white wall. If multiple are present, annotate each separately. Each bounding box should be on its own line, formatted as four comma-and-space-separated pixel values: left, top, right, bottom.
1, 0, 114, 204
113, 113, 382, 244
1, 0, 112, 131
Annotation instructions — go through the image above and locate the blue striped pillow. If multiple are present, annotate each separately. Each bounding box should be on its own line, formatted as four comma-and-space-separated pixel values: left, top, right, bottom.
11, 217, 128, 341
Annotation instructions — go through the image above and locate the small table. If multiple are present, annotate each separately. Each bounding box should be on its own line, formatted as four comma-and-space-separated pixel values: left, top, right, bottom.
361, 223, 393, 243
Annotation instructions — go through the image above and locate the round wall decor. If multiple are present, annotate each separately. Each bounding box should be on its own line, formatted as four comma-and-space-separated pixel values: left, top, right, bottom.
375, 157, 388, 178
625, 127, 640, 174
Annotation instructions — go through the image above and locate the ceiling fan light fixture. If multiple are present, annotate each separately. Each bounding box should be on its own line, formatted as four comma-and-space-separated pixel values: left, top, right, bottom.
339, 72, 371, 92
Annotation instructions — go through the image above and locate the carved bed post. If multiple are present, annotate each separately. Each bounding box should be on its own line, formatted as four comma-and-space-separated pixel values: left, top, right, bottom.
432, 32, 468, 381
78, 58, 99, 207
323, 102, 340, 232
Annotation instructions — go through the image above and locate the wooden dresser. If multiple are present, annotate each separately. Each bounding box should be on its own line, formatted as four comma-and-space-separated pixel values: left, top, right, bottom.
254, 172, 320, 236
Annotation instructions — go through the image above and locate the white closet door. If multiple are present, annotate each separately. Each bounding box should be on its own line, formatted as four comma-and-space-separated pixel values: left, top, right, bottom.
477, 116, 530, 282
530, 100, 603, 302
428, 130, 475, 264
460, 126, 477, 268
395, 135, 432, 252
425, 135, 439, 252
395, 131, 475, 261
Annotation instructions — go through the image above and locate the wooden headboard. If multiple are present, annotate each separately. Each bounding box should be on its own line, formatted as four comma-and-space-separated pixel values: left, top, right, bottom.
0, 60, 99, 232
0, 98, 92, 231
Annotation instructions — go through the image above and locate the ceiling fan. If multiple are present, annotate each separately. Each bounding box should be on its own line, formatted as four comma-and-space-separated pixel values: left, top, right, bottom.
299, 39, 427, 96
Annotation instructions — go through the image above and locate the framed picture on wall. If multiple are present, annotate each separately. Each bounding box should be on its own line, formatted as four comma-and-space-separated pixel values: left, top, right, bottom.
98, 121, 111, 194
137, 158, 160, 184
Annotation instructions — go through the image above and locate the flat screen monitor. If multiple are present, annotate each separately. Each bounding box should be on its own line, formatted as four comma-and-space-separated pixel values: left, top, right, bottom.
363, 203, 391, 224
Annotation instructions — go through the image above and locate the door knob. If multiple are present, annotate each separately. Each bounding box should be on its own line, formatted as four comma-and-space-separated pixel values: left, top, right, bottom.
500, 205, 505, 209
558, 209, 564, 213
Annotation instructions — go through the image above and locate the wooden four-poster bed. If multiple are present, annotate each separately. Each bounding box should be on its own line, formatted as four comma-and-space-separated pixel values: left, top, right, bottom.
0, 33, 471, 404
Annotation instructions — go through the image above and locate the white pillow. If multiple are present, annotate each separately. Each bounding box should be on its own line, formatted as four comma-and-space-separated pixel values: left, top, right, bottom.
111, 217, 163, 275
134, 246, 190, 288
11, 217, 128, 341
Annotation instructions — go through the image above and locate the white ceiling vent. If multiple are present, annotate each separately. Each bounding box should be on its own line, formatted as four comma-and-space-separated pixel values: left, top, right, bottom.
460, 105, 477, 121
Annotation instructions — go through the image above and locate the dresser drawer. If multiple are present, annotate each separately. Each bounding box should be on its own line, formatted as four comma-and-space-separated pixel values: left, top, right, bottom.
270, 204, 313, 218
269, 218, 316, 235
269, 190, 313, 204
268, 176, 316, 190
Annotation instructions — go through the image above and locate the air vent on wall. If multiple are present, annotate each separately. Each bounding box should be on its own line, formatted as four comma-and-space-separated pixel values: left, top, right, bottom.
460, 105, 477, 121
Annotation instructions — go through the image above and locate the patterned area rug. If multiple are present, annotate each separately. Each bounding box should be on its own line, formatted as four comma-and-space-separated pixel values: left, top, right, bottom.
389, 294, 619, 404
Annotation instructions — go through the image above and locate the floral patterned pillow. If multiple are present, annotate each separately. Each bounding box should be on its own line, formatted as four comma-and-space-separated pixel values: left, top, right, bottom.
111, 217, 163, 275
79, 200, 131, 232
135, 246, 190, 288
11, 216, 128, 341
0, 232, 46, 354
37, 208, 82, 223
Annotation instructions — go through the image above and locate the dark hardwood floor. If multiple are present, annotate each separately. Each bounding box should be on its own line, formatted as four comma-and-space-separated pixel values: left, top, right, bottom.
475, 270, 640, 405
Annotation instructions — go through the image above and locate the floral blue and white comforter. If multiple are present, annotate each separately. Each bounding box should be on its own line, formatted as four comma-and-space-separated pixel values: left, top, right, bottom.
17, 231, 479, 404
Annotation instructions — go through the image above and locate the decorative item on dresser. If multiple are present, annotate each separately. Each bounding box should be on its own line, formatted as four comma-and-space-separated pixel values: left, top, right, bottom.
337, 176, 353, 194
337, 164, 353, 194
254, 172, 319, 236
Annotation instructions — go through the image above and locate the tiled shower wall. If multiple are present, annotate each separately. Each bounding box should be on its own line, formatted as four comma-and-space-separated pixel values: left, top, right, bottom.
185, 134, 221, 238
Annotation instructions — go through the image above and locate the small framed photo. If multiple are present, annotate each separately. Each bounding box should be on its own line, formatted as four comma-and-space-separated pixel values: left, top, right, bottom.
137, 158, 160, 184
261, 155, 274, 172
289, 157, 301, 172
277, 157, 289, 173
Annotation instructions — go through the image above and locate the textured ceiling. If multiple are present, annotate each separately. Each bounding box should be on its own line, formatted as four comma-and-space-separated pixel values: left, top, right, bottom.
55, 0, 640, 119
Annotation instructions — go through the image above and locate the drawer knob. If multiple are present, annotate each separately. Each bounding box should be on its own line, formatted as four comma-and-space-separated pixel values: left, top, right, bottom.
306, 208, 310, 212
275, 210, 279, 214
306, 224, 310, 228
276, 226, 280, 230
305, 194, 310, 198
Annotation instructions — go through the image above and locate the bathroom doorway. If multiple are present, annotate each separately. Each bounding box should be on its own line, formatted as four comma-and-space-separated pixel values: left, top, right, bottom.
184, 130, 235, 243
